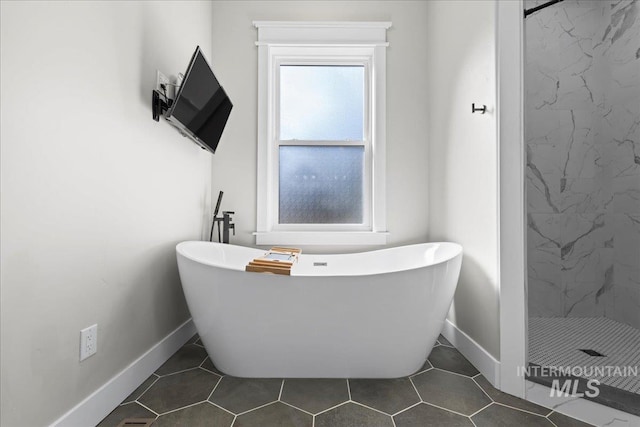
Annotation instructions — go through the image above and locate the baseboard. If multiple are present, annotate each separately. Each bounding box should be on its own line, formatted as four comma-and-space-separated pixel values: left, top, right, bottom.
50, 319, 197, 427
441, 319, 501, 387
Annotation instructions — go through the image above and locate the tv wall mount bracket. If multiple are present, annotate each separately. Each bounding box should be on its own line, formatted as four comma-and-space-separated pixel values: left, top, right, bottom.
152, 70, 182, 122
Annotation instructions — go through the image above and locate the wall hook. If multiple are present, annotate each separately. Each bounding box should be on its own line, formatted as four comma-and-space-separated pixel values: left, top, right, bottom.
472, 103, 486, 114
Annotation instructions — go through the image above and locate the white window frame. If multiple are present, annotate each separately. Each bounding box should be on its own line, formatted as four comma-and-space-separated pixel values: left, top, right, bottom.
253, 21, 390, 246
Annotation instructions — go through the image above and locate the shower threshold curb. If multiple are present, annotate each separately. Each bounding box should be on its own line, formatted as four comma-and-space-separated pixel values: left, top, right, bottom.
527, 363, 640, 417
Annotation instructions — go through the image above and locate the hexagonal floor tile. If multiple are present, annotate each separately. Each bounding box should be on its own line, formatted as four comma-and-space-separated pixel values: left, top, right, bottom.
315, 402, 393, 427
121, 375, 158, 404
394, 403, 474, 427
138, 368, 220, 414
471, 403, 555, 426
155, 344, 208, 376
412, 369, 491, 416
349, 378, 421, 415
209, 377, 282, 414
473, 375, 551, 416
96, 402, 156, 427
280, 378, 349, 414
153, 402, 233, 427
234, 402, 312, 427
412, 359, 433, 375
438, 334, 453, 346
428, 346, 479, 377
201, 356, 225, 375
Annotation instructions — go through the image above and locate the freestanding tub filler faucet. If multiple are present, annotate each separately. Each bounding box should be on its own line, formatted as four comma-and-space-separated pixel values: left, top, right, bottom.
210, 191, 235, 244
222, 211, 235, 244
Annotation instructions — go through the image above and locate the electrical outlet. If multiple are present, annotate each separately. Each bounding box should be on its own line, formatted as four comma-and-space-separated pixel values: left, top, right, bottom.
80, 324, 98, 361
156, 70, 174, 99
156, 70, 170, 92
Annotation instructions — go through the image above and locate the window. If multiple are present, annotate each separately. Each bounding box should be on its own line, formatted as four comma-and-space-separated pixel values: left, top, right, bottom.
254, 21, 390, 245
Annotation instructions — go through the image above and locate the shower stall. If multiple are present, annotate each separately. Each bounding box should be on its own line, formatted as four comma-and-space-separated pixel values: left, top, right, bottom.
525, 0, 639, 413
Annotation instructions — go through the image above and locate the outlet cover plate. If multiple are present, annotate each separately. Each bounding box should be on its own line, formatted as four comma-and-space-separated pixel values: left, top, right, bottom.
80, 324, 97, 361
156, 70, 174, 100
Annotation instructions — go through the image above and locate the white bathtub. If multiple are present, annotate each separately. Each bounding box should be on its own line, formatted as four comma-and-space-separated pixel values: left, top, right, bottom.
176, 241, 463, 378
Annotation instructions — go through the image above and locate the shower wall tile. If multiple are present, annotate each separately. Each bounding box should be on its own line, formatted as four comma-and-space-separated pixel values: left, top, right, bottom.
527, 214, 562, 250
560, 213, 612, 259
528, 247, 561, 286
564, 279, 614, 318
613, 213, 640, 274
528, 276, 564, 317
613, 175, 640, 212
526, 0, 639, 328
562, 248, 613, 284
560, 177, 613, 213
525, 1, 604, 112
527, 169, 561, 214
611, 284, 640, 328
527, 110, 606, 183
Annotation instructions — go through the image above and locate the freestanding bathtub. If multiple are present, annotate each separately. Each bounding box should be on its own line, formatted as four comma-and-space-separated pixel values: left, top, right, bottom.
176, 241, 462, 378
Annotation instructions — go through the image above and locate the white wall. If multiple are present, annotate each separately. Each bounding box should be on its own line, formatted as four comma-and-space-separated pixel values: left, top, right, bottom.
209, 1, 430, 253
0, 2, 213, 425
425, 0, 500, 358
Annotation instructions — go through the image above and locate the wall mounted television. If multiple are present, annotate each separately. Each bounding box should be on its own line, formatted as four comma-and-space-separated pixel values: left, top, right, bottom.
165, 46, 233, 154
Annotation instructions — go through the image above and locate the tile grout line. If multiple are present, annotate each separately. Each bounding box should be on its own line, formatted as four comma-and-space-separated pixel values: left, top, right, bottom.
134, 400, 160, 417
127, 376, 160, 405
234, 400, 280, 417
409, 366, 433, 378
391, 401, 422, 417
209, 400, 235, 417
155, 366, 203, 378
349, 400, 394, 418
431, 366, 478, 380
314, 400, 350, 417
471, 376, 496, 402
278, 379, 285, 401
547, 416, 560, 427
154, 399, 209, 417
471, 376, 553, 418
491, 401, 554, 419
346, 379, 352, 401
206, 376, 224, 402
279, 399, 315, 417
419, 400, 476, 419
468, 401, 493, 418
408, 376, 424, 403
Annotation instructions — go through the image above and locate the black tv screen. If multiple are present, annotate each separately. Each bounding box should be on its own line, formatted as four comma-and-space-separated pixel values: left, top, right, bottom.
166, 46, 232, 154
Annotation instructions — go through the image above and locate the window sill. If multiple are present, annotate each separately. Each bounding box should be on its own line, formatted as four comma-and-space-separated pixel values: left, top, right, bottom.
253, 231, 389, 246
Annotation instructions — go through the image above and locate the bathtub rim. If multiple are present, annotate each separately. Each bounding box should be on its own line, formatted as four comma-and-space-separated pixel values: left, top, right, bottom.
176, 241, 463, 277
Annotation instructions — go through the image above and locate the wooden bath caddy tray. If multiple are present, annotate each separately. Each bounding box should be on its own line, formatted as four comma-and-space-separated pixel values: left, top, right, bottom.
245, 247, 302, 275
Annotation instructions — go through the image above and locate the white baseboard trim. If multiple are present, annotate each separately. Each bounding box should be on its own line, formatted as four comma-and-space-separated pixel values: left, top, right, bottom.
441, 319, 501, 387
50, 318, 196, 427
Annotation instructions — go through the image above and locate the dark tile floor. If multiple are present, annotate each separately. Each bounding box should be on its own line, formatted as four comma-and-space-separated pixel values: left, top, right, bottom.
98, 335, 595, 427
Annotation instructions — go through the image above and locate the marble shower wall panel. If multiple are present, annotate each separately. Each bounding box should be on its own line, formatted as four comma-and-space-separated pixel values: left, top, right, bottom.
526, 0, 639, 328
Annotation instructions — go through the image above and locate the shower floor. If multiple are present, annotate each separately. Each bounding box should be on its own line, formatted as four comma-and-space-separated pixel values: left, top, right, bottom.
529, 317, 640, 415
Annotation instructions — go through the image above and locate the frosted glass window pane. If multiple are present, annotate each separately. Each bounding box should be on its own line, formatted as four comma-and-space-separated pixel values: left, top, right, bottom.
280, 65, 364, 141
279, 146, 364, 224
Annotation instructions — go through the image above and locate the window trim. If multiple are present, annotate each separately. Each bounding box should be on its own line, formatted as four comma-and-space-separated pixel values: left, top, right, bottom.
254, 21, 390, 246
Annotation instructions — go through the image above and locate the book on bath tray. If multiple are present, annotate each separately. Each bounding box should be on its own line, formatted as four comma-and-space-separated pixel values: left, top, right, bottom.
245, 247, 302, 275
